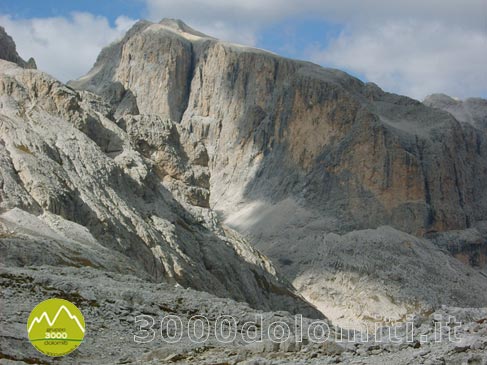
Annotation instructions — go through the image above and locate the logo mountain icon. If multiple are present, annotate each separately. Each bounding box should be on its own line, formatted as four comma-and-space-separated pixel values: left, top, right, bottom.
28, 305, 85, 334
27, 298, 86, 357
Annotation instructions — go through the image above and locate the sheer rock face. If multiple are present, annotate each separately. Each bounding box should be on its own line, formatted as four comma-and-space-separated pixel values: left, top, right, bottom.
0, 60, 322, 318
70, 19, 487, 324
73, 20, 487, 237
424, 93, 487, 132
70, 20, 192, 121
0, 26, 36, 69
423, 93, 487, 271
4, 19, 487, 326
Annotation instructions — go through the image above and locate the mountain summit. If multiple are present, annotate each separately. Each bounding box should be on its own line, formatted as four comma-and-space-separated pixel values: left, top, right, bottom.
1, 19, 486, 335
69, 19, 487, 326
158, 18, 213, 38
72, 18, 487, 234
0, 25, 321, 318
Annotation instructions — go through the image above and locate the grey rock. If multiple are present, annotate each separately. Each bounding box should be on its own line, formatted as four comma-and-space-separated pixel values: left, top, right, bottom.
322, 341, 346, 355
0, 59, 320, 318
0, 26, 36, 69
2, 19, 487, 365
74, 20, 487, 237
69, 19, 487, 327
424, 93, 487, 132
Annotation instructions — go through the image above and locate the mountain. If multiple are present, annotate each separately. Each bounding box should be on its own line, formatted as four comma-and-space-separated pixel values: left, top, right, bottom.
0, 28, 320, 318
72, 19, 487, 236
69, 19, 487, 327
0, 26, 36, 70
424, 93, 487, 132
1, 19, 487, 364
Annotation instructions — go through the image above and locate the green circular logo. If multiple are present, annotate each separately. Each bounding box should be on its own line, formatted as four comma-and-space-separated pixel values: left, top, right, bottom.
27, 298, 85, 357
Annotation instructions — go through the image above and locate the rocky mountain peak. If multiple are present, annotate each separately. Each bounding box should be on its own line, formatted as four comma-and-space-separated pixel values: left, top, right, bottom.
2, 19, 487, 341
67, 19, 487, 326
424, 93, 460, 106
72, 19, 487, 234
424, 93, 487, 131
0, 31, 321, 318
0, 26, 36, 69
158, 18, 212, 39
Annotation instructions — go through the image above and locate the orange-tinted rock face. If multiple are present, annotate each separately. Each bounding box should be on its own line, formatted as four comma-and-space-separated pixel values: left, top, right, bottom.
454, 249, 487, 268
72, 20, 487, 237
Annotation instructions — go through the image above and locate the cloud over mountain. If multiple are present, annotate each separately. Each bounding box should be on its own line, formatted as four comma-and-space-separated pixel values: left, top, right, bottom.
1, 0, 485, 98
0, 12, 135, 82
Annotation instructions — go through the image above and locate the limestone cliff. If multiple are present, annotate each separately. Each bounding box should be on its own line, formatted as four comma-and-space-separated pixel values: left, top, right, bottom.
2, 19, 487, 327
70, 19, 487, 326
73, 19, 487, 237
0, 57, 321, 317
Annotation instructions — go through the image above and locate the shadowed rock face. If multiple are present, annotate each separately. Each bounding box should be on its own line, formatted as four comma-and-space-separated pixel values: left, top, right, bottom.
70, 19, 487, 325
72, 20, 487, 238
0, 58, 322, 318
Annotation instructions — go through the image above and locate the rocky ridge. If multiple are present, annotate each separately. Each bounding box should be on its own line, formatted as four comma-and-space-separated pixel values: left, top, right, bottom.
73, 19, 487, 236
1, 19, 487, 364
71, 18, 487, 326
0, 49, 320, 318
424, 93, 487, 132
0, 26, 36, 70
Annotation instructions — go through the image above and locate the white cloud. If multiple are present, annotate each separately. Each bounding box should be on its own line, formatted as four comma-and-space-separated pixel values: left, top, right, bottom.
144, 0, 487, 98
1, 1, 485, 98
144, 0, 486, 42
0, 13, 136, 82
144, 0, 486, 25
144, 0, 266, 45
308, 21, 487, 99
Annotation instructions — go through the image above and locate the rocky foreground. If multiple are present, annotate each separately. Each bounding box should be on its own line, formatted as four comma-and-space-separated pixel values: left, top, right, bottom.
1, 19, 487, 364
1, 265, 487, 364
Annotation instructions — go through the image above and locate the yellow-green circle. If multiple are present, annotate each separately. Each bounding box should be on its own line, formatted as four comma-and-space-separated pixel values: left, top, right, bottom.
27, 298, 85, 357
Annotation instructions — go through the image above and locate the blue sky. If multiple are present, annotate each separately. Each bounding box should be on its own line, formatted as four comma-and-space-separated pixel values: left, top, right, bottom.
1, 0, 485, 99
0, 0, 144, 24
